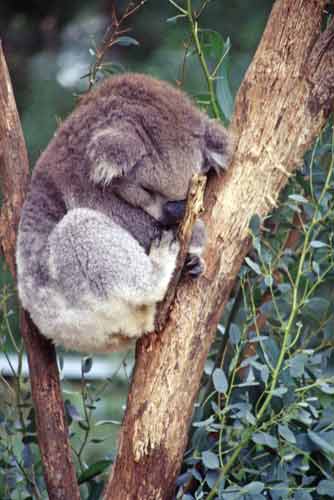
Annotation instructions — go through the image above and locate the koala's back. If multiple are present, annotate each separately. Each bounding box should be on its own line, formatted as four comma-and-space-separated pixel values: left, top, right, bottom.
17, 74, 201, 352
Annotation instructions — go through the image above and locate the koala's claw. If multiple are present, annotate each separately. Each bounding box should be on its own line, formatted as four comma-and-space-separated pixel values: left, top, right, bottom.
150, 230, 179, 261
160, 229, 178, 249
184, 254, 205, 278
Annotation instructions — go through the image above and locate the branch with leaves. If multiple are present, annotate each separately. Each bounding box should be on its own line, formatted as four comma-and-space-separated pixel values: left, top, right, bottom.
88, 0, 148, 89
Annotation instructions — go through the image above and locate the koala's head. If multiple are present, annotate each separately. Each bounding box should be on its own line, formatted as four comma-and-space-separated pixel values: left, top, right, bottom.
82, 74, 234, 215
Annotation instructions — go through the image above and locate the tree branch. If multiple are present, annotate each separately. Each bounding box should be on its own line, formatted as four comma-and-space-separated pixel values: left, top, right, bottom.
0, 42, 80, 500
103, 1, 333, 499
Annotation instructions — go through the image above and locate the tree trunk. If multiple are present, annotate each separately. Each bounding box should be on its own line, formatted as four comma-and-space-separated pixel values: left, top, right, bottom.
104, 1, 334, 499
0, 42, 80, 500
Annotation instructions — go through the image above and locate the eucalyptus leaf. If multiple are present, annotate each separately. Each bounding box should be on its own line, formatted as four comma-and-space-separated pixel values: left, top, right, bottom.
288, 194, 309, 204
294, 491, 313, 500
245, 257, 262, 275
244, 481, 265, 494
116, 36, 139, 46
252, 432, 278, 449
202, 450, 220, 470
212, 368, 228, 394
310, 240, 328, 248
229, 323, 241, 345
78, 460, 112, 484
307, 431, 334, 454
319, 383, 334, 395
317, 480, 334, 496
278, 424, 296, 444
249, 214, 261, 237
289, 353, 307, 378
216, 37, 234, 121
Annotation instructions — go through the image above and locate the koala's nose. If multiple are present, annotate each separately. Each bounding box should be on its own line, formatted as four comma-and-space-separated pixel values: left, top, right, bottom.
162, 200, 187, 226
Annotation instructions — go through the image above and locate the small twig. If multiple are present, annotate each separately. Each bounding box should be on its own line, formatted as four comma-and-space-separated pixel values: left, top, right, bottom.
88, 0, 148, 89
186, 0, 221, 119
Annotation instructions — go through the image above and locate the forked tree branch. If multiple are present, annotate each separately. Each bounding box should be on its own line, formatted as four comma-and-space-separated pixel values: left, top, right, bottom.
104, 1, 334, 499
0, 42, 80, 500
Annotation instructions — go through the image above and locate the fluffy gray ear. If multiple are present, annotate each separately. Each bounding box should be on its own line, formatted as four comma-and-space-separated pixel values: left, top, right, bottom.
204, 119, 234, 173
87, 127, 146, 185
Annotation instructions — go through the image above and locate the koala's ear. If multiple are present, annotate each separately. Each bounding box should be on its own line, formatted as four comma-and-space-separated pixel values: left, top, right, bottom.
87, 127, 146, 185
204, 119, 235, 174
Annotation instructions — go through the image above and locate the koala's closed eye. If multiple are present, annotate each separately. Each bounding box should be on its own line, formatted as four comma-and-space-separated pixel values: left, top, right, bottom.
203, 119, 234, 174
16, 73, 233, 354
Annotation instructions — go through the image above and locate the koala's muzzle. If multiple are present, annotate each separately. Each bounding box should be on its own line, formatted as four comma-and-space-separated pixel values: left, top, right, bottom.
162, 200, 187, 226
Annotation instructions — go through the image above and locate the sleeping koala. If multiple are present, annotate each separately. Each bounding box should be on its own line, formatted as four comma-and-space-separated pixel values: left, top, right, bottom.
16, 73, 233, 353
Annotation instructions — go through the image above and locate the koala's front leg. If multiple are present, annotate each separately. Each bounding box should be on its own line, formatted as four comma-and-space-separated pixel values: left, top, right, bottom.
162, 200, 207, 278
185, 219, 207, 277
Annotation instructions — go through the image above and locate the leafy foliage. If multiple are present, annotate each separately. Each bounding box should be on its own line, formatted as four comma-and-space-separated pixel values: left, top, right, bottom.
175, 125, 334, 499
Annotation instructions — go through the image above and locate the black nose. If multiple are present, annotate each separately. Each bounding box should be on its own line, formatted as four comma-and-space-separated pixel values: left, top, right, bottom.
162, 200, 187, 226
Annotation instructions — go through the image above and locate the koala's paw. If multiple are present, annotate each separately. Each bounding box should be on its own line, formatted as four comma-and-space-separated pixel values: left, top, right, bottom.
149, 230, 179, 264
184, 254, 205, 278
189, 219, 207, 256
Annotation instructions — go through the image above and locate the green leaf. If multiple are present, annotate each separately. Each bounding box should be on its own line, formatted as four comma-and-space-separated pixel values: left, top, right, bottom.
294, 491, 313, 500
310, 240, 328, 248
289, 353, 307, 378
270, 386, 288, 398
278, 424, 296, 444
245, 257, 262, 275
249, 214, 261, 237
219, 486, 242, 500
202, 450, 219, 470
252, 432, 278, 449
216, 37, 234, 121
229, 323, 241, 345
319, 383, 334, 395
244, 481, 265, 494
264, 275, 273, 287
212, 368, 228, 394
116, 36, 139, 47
78, 460, 112, 484
308, 431, 334, 454
288, 194, 309, 204
95, 419, 121, 426
312, 261, 320, 275
166, 14, 186, 23
304, 297, 330, 316
317, 480, 334, 496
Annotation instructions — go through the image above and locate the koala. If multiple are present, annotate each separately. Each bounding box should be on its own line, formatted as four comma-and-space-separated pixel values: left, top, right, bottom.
16, 73, 233, 353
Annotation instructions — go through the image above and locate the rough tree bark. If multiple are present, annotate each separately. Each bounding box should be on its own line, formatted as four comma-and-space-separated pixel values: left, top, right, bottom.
104, 1, 334, 499
0, 43, 80, 500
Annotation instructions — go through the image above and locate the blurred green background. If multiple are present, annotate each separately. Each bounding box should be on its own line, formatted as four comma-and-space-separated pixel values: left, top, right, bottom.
1, 0, 274, 165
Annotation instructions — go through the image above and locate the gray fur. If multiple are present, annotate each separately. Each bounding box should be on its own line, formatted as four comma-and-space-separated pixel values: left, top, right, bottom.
16, 73, 233, 353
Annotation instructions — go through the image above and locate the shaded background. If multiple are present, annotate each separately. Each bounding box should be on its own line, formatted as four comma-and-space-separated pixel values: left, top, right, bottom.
1, 0, 274, 164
